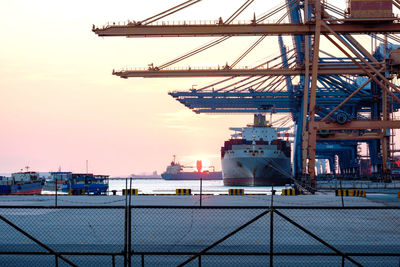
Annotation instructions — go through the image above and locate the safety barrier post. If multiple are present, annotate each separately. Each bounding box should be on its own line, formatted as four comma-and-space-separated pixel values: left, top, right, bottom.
176, 189, 191, 195
228, 189, 244, 195
281, 189, 297, 195
122, 189, 138, 195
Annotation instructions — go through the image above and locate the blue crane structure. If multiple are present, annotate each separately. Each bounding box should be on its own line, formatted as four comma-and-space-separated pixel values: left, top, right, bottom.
93, 0, 400, 186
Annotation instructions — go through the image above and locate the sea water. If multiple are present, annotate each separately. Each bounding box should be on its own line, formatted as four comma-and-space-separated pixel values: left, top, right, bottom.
42, 178, 289, 195
107, 178, 288, 195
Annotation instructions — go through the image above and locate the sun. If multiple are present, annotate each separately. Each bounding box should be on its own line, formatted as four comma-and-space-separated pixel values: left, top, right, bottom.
192, 158, 211, 172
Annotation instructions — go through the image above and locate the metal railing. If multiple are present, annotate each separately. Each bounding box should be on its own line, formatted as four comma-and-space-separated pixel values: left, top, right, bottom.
0, 201, 400, 266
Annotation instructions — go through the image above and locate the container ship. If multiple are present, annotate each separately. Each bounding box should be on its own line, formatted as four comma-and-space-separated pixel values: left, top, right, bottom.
161, 156, 222, 180
221, 114, 292, 186
0, 171, 44, 195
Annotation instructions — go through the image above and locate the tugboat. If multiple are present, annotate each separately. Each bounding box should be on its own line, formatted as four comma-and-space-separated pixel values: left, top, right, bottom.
0, 167, 44, 195
44, 171, 72, 190
221, 114, 292, 186
161, 155, 222, 180
60, 173, 109, 195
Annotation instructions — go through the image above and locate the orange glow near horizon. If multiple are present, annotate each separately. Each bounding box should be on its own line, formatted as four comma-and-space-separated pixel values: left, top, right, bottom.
192, 158, 212, 172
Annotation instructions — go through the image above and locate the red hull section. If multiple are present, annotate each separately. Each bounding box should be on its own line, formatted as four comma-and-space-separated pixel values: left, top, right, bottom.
1, 188, 42, 195
224, 177, 292, 186
224, 178, 254, 186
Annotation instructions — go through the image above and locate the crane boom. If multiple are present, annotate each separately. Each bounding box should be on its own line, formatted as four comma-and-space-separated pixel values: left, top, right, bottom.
113, 65, 381, 78
93, 20, 400, 37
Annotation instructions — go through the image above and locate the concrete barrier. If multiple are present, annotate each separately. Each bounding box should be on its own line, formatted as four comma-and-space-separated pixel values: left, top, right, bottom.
176, 189, 191, 195
336, 189, 366, 197
68, 189, 85, 195
122, 189, 138, 195
229, 189, 244, 195
281, 189, 297, 196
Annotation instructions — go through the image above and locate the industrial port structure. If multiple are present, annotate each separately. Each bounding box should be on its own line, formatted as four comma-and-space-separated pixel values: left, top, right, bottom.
93, 0, 400, 188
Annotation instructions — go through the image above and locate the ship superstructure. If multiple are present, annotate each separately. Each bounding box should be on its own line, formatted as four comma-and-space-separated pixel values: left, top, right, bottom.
221, 114, 291, 186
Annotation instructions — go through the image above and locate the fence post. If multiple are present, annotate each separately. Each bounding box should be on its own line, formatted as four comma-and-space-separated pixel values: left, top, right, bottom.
200, 177, 203, 207
128, 178, 133, 267
124, 179, 128, 267
270, 185, 274, 267
55, 177, 58, 207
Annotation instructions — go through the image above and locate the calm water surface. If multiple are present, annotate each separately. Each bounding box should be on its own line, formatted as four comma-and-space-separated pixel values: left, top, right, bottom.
108, 178, 288, 195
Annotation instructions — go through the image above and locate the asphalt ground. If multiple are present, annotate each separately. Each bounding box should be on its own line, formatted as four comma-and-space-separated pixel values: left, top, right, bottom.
0, 194, 399, 266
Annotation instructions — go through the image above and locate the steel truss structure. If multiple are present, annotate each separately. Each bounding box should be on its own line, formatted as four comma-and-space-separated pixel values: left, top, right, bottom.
93, 0, 400, 187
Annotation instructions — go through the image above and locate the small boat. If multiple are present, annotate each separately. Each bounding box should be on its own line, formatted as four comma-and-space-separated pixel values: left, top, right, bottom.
0, 170, 44, 195
60, 173, 109, 195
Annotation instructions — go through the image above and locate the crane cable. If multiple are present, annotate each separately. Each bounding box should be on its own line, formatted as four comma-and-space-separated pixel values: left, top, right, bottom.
158, 36, 230, 69
197, 48, 295, 92
225, 76, 267, 92
230, 36, 267, 69
197, 77, 237, 92
216, 76, 262, 92
157, 0, 256, 69
156, 0, 291, 70
224, 0, 254, 24
276, 0, 299, 24
139, 0, 202, 25
252, 47, 296, 69
256, 0, 297, 23
324, 2, 344, 17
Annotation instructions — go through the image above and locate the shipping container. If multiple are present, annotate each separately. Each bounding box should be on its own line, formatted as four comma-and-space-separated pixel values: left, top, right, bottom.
350, 0, 392, 19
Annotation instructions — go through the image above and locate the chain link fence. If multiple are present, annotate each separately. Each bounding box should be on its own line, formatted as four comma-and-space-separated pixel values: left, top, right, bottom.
0, 205, 400, 266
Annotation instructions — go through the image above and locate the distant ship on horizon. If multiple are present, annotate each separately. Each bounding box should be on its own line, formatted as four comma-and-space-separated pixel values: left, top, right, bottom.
130, 171, 161, 179
161, 155, 222, 180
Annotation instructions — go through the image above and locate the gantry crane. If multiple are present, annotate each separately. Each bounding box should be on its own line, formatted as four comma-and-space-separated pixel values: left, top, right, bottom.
93, 0, 400, 187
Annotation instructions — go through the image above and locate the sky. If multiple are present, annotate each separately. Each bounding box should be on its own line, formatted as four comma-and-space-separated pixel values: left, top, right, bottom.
0, 0, 391, 176
0, 0, 291, 176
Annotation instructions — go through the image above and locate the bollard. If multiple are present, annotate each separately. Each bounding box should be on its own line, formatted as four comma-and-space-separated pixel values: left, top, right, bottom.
112, 190, 117, 196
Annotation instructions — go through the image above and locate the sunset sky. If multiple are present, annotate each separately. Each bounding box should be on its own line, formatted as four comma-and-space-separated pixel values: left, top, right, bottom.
0, 0, 282, 176
0, 0, 386, 176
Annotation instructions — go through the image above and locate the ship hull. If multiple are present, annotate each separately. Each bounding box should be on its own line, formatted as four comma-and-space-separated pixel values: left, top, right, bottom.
61, 184, 109, 194
161, 172, 222, 180
0, 181, 43, 195
222, 154, 291, 186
